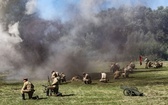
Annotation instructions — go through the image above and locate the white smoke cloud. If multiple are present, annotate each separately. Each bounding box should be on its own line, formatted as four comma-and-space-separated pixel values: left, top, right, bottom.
25, 0, 37, 15
8, 22, 20, 38
0, 23, 23, 73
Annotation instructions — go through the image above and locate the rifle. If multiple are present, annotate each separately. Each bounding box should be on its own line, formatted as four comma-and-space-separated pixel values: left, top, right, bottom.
48, 76, 51, 86
120, 86, 143, 96
41, 85, 48, 93
42, 76, 51, 93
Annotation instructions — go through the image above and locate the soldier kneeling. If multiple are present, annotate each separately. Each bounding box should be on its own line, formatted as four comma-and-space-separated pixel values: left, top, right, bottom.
21, 78, 35, 100
99, 72, 108, 83
113, 70, 121, 79
60, 72, 66, 83
83, 73, 92, 84
122, 65, 131, 78
71, 76, 81, 82
46, 74, 62, 96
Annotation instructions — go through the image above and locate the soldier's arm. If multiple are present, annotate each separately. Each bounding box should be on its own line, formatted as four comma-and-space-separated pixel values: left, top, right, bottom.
52, 78, 58, 85
21, 82, 27, 91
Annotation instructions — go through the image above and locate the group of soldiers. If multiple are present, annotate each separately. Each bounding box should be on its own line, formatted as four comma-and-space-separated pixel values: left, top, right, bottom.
20, 71, 66, 100
71, 61, 136, 84
144, 57, 163, 69
20, 58, 163, 100
110, 62, 135, 79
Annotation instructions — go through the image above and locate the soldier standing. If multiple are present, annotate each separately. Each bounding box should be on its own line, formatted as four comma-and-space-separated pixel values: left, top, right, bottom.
144, 57, 149, 69
139, 55, 142, 65
21, 78, 35, 100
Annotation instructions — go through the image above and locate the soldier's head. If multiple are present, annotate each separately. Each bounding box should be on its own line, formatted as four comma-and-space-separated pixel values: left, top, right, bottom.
83, 72, 86, 76
51, 71, 55, 74
23, 78, 28, 82
53, 73, 58, 77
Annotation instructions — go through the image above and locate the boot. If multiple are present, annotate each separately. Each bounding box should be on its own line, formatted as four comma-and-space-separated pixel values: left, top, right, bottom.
22, 94, 25, 100
46, 89, 49, 96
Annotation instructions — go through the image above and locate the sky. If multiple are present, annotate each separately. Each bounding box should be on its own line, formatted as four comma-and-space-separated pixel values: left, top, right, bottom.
36, 0, 168, 21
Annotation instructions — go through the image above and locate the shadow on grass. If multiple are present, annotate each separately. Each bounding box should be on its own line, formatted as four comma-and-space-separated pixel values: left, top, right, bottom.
36, 97, 48, 100
90, 83, 97, 85
62, 94, 75, 97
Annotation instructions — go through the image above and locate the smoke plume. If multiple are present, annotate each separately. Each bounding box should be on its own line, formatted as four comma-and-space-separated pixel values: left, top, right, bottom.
0, 0, 164, 80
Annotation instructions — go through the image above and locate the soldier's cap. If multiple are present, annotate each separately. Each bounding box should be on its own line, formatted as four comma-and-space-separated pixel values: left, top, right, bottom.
23, 78, 28, 81
51, 71, 55, 73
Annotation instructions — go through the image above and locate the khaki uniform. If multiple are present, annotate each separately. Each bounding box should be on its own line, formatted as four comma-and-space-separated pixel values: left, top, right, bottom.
122, 65, 131, 78
110, 63, 120, 73
51, 71, 57, 81
83, 73, 92, 84
21, 81, 34, 94
144, 58, 149, 68
71, 76, 81, 81
154, 61, 163, 68
21, 81, 35, 100
113, 70, 121, 79
148, 61, 153, 68
129, 62, 135, 69
60, 73, 66, 83
99, 72, 108, 82
46, 77, 59, 96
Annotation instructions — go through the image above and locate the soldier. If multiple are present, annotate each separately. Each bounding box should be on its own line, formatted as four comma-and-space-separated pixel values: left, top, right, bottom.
99, 72, 108, 83
51, 71, 56, 81
21, 78, 35, 100
148, 61, 153, 68
153, 60, 163, 68
144, 57, 150, 69
110, 62, 120, 73
129, 62, 135, 69
113, 70, 121, 79
71, 76, 82, 82
46, 73, 62, 96
139, 55, 142, 65
83, 72, 92, 84
60, 72, 66, 83
51, 71, 61, 84
128, 62, 135, 73
122, 65, 131, 78
55, 72, 61, 84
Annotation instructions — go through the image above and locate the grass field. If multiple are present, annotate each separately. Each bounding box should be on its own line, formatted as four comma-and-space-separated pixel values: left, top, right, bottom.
0, 61, 168, 105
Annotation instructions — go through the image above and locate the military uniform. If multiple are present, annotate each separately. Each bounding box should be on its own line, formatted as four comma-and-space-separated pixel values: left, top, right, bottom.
110, 63, 120, 73
113, 70, 121, 79
144, 57, 149, 68
46, 76, 59, 96
60, 73, 66, 83
83, 73, 92, 84
21, 79, 35, 100
122, 65, 131, 78
71, 76, 81, 81
99, 72, 108, 82
129, 62, 135, 69
154, 61, 163, 68
51, 71, 56, 81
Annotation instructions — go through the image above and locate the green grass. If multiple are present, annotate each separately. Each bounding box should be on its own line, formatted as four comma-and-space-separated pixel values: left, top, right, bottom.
0, 61, 168, 105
